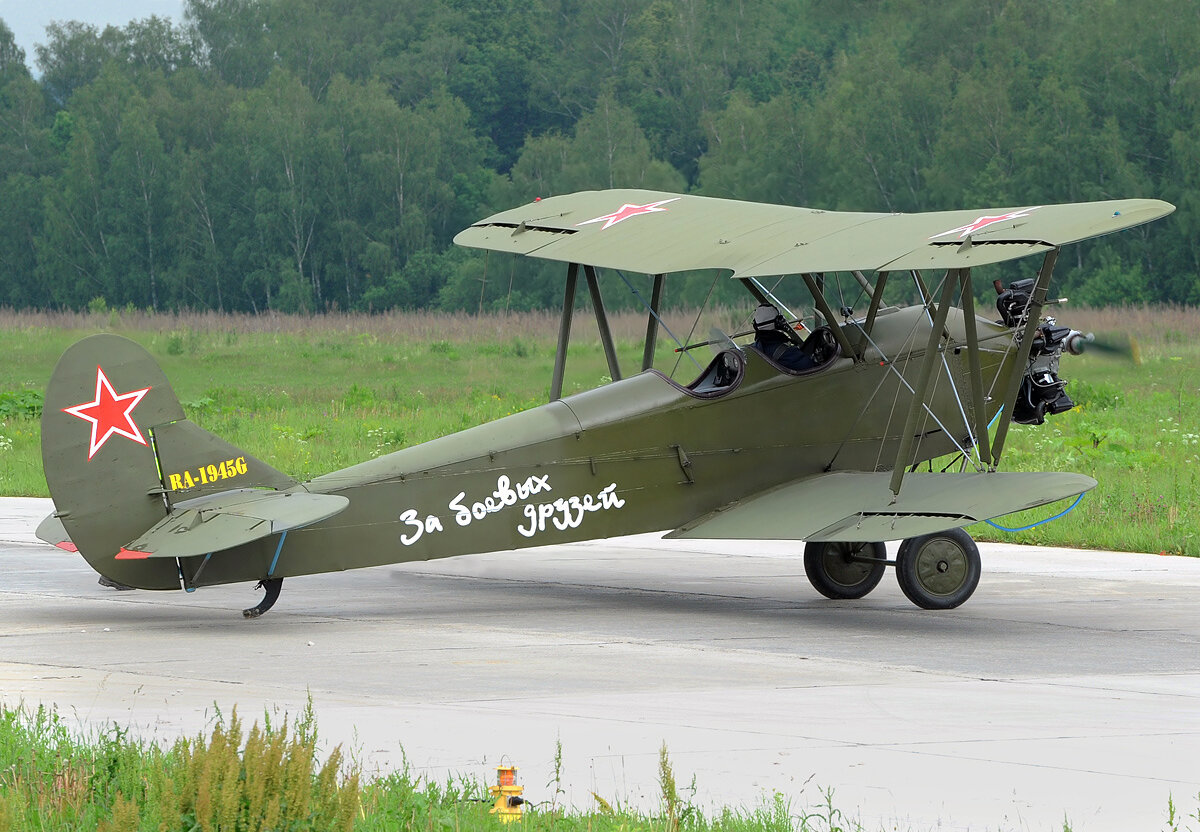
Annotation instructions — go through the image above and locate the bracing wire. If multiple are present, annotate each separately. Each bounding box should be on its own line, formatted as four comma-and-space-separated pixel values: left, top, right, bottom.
984, 493, 1085, 531
670, 272, 722, 378
977, 404, 1083, 530
614, 269, 701, 372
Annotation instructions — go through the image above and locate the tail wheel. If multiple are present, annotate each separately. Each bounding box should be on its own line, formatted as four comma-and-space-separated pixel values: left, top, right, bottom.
896, 528, 981, 610
803, 541, 887, 600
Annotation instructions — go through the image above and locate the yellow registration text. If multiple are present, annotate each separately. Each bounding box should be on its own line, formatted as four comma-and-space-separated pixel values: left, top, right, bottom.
168, 457, 248, 491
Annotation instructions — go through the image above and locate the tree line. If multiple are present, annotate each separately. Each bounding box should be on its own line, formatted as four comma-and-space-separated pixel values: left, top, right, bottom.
0, 0, 1195, 315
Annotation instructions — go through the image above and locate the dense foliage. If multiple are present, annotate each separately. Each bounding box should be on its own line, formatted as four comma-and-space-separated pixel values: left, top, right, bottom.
0, 0, 1195, 314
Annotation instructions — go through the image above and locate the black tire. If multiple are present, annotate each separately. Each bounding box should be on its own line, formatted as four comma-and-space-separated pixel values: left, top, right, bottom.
895, 528, 981, 610
803, 541, 887, 600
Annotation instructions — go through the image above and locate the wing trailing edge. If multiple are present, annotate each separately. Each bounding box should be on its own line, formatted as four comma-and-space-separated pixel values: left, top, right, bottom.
667, 471, 1097, 543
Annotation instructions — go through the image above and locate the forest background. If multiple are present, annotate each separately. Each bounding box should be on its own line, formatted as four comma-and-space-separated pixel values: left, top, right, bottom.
0, 0, 1196, 315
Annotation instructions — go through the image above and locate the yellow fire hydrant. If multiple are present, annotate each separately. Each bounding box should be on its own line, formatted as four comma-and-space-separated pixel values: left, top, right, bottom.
488, 765, 524, 823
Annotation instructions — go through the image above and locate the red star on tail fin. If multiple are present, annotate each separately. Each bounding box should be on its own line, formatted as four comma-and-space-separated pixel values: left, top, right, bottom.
63, 367, 151, 460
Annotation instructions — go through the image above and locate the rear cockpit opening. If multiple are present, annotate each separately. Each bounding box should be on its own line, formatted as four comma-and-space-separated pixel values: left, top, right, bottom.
746, 325, 842, 376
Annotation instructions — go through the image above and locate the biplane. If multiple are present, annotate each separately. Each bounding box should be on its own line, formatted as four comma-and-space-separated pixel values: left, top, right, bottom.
36, 190, 1173, 615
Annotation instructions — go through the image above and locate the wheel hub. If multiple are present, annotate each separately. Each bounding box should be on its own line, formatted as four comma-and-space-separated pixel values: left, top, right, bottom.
824, 544, 874, 586
915, 540, 968, 596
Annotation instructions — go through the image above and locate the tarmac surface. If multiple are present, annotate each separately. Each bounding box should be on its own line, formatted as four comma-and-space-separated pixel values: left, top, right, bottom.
2, 496, 1198, 831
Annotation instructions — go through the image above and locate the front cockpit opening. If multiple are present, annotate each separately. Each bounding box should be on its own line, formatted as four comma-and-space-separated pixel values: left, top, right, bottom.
683, 349, 745, 397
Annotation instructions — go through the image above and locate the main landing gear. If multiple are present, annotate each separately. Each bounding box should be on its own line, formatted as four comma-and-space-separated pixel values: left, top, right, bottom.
803, 527, 981, 609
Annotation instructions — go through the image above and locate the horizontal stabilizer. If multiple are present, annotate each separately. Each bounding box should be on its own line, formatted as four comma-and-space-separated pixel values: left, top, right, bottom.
117, 489, 349, 560
668, 471, 1096, 543
36, 512, 77, 551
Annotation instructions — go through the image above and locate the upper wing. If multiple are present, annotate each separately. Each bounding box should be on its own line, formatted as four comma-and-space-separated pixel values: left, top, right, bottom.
667, 470, 1097, 543
115, 489, 349, 561
454, 189, 1174, 275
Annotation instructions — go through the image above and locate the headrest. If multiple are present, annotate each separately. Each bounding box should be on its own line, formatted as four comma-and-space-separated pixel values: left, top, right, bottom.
753, 303, 781, 331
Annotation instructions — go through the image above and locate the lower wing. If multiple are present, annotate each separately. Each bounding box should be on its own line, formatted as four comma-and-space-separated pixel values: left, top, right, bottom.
668, 471, 1096, 542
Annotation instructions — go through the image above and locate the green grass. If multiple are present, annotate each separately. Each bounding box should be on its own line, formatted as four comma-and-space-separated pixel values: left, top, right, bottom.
967, 316, 1200, 555
2, 306, 1198, 554
0, 702, 860, 832
2, 702, 1197, 832
0, 310, 671, 496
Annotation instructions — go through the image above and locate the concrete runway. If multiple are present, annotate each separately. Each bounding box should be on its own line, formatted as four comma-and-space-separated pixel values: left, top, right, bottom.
2, 496, 1198, 831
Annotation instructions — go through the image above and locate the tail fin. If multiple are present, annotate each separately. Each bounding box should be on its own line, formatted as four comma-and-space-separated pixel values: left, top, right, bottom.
42, 334, 294, 589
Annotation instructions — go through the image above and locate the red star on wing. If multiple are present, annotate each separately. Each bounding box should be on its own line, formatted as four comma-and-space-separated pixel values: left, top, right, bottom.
930, 206, 1041, 239
63, 366, 152, 460
576, 197, 681, 230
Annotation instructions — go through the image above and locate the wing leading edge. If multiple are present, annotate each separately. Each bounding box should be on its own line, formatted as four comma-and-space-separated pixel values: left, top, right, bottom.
455, 189, 1174, 275
667, 471, 1097, 543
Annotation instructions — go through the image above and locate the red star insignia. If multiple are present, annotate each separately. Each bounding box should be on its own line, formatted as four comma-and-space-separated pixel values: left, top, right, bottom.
930, 206, 1041, 239
63, 366, 152, 460
576, 198, 681, 230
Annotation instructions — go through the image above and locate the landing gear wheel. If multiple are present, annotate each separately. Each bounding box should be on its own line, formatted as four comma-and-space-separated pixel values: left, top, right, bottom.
804, 541, 887, 600
895, 528, 980, 610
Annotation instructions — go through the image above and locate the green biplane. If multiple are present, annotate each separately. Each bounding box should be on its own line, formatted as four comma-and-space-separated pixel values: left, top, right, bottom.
36, 190, 1173, 615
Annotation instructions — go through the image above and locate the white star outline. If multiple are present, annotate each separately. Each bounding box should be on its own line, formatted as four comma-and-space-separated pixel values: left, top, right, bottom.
930, 206, 1042, 240
62, 366, 152, 460
576, 198, 681, 230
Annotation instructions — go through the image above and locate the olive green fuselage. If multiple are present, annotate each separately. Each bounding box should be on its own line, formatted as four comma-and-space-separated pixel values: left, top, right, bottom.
175, 307, 1013, 589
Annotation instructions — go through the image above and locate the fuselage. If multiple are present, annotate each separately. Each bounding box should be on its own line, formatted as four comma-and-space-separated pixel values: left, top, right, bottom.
184, 306, 1017, 588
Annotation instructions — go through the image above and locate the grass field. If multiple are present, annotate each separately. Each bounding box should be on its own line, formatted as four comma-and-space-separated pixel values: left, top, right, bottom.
0, 702, 860, 832
5, 702, 1192, 832
0, 305, 1196, 555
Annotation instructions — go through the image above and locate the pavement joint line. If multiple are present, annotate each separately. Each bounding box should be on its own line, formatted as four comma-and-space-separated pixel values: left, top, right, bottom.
859, 730, 1200, 748
1027, 680, 1200, 699
858, 746, 1200, 786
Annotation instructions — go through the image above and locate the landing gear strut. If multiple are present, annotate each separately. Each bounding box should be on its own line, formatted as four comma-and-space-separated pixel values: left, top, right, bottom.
243, 578, 283, 618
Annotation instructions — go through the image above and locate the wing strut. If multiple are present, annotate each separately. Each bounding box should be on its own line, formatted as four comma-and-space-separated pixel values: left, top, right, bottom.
957, 268, 992, 467
801, 273, 860, 361
584, 264, 622, 382
888, 269, 961, 496
863, 271, 889, 334
550, 262, 579, 401
550, 262, 625, 400
990, 249, 1060, 466
641, 274, 665, 370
